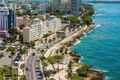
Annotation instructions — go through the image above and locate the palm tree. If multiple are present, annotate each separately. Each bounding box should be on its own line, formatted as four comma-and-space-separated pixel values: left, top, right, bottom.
67, 61, 72, 80
40, 56, 48, 80
46, 55, 63, 71
76, 64, 91, 77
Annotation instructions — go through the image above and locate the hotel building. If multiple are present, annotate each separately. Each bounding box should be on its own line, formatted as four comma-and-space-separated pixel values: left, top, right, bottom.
23, 16, 62, 42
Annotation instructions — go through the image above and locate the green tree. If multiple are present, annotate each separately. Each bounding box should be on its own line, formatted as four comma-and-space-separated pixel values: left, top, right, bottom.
16, 10, 26, 16
67, 61, 72, 79
20, 75, 26, 80
68, 16, 80, 25
71, 74, 83, 80
49, 78, 56, 80
81, 4, 94, 26
7, 47, 16, 53
20, 47, 27, 55
82, 15, 92, 26
8, 28, 19, 35
82, 4, 95, 16
46, 55, 63, 71
77, 64, 91, 77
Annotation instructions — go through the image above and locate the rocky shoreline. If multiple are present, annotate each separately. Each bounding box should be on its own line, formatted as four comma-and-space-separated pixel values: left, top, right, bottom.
70, 25, 105, 80
44, 24, 105, 80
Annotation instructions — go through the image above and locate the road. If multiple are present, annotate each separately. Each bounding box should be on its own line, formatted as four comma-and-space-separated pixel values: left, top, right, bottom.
44, 26, 89, 57
25, 49, 44, 80
25, 52, 36, 80
24, 24, 67, 80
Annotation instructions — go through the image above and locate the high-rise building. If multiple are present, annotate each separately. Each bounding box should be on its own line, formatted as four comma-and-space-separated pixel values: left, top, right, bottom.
71, 0, 81, 15
23, 18, 43, 42
8, 9, 16, 29
0, 0, 9, 33
67, 0, 71, 12
49, 0, 61, 11
30, 0, 49, 14
0, 0, 16, 36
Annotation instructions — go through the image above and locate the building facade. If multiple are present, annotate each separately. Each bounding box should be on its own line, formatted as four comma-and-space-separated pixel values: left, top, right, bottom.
23, 19, 42, 42
23, 16, 62, 42
0, 0, 16, 36
46, 16, 62, 33
0, 1, 9, 33
8, 9, 16, 29
71, 0, 81, 15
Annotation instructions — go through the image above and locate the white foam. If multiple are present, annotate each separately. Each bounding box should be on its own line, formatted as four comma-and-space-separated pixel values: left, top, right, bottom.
96, 13, 104, 16
81, 56, 84, 60
105, 76, 112, 80
74, 40, 81, 45
83, 32, 87, 38
93, 68, 109, 73
96, 24, 102, 28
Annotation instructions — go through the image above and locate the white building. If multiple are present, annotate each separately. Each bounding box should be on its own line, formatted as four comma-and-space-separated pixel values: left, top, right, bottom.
46, 15, 62, 33
23, 18, 43, 42
23, 16, 62, 42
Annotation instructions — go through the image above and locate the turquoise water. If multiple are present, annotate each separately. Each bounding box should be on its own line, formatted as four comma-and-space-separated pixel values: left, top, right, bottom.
73, 3, 120, 80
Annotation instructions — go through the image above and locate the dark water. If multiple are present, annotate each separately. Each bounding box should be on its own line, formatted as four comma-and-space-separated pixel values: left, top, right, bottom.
73, 3, 120, 80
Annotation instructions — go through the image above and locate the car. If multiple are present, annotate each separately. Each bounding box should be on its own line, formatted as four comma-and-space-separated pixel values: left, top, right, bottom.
36, 67, 40, 70
0, 53, 4, 58
32, 53, 35, 56
14, 55, 21, 61
36, 70, 41, 73
37, 75, 43, 80
36, 71, 42, 75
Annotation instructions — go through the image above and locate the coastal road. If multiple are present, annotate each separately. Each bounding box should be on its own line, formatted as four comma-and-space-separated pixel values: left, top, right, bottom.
44, 26, 89, 57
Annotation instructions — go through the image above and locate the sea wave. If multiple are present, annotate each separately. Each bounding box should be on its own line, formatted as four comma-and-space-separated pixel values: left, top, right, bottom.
93, 68, 109, 73
96, 24, 102, 28
74, 40, 81, 45
83, 32, 87, 37
81, 56, 85, 60
105, 76, 112, 80
94, 13, 105, 17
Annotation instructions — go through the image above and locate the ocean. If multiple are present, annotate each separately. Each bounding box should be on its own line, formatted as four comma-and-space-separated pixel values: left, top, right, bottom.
73, 3, 120, 80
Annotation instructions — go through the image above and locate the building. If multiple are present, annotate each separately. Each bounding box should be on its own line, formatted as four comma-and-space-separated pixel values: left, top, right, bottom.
31, 0, 49, 14
71, 0, 81, 15
46, 15, 62, 33
23, 26, 40, 42
16, 16, 31, 27
8, 9, 16, 29
0, 0, 9, 34
23, 18, 42, 42
49, 0, 61, 11
0, 0, 16, 36
23, 16, 62, 42
67, 0, 71, 12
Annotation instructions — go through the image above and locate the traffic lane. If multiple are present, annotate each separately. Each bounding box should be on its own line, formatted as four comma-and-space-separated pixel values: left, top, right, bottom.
25, 55, 36, 80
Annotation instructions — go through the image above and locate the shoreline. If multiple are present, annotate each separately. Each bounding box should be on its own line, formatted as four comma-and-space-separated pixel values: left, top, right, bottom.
71, 24, 105, 80
44, 24, 105, 80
